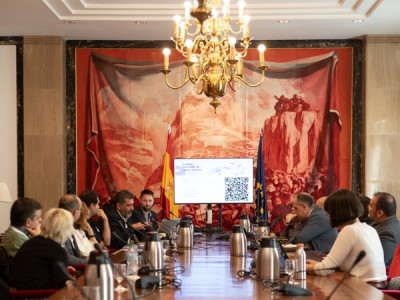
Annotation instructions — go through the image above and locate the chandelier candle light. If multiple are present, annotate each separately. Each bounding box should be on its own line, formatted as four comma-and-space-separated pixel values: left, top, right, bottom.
161, 0, 267, 112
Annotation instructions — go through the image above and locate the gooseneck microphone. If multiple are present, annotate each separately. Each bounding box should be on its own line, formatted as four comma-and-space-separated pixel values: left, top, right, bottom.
55, 261, 90, 300
269, 217, 282, 228
93, 243, 136, 300
276, 266, 341, 296
169, 211, 179, 218
326, 250, 366, 300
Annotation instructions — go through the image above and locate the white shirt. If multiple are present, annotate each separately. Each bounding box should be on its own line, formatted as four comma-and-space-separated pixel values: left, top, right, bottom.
314, 219, 387, 282
73, 228, 95, 258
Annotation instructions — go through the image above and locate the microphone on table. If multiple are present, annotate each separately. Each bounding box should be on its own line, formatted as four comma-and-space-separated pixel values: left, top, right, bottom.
170, 211, 179, 218
118, 220, 149, 242
93, 243, 136, 300
326, 250, 366, 300
276, 266, 341, 296
55, 261, 90, 300
269, 217, 282, 228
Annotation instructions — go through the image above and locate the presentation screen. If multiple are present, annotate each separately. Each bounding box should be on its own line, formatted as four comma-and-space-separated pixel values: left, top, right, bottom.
174, 158, 254, 204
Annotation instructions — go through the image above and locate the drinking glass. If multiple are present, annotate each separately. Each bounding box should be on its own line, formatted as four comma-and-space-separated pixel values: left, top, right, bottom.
113, 263, 127, 293
284, 259, 297, 284
162, 239, 170, 256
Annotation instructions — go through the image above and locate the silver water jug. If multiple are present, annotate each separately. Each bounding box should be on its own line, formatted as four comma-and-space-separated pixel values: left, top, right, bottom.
84, 251, 114, 300
239, 214, 251, 233
145, 232, 164, 271
182, 215, 194, 236
256, 237, 280, 281
257, 220, 270, 241
230, 225, 247, 256
178, 220, 193, 248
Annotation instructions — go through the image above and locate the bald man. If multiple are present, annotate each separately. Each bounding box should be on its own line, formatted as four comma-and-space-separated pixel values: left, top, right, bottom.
368, 192, 400, 266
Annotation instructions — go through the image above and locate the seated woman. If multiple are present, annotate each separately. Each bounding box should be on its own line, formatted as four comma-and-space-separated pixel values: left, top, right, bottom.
9, 208, 73, 290
73, 202, 96, 257
306, 189, 387, 283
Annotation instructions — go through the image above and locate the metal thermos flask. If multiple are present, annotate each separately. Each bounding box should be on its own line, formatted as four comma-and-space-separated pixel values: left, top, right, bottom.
84, 251, 114, 300
239, 214, 251, 233
230, 225, 247, 256
178, 220, 193, 248
256, 237, 280, 281
257, 220, 270, 241
145, 232, 164, 271
182, 215, 194, 236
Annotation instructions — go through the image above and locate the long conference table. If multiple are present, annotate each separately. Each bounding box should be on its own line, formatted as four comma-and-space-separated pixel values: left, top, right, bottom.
49, 233, 394, 300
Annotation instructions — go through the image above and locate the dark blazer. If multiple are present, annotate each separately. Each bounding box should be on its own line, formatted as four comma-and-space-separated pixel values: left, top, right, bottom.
105, 207, 136, 249
373, 216, 400, 267
87, 218, 104, 244
9, 236, 69, 290
130, 207, 159, 240
289, 205, 338, 253
64, 236, 87, 265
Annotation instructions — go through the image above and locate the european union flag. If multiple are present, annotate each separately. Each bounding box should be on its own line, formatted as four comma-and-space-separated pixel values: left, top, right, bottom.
254, 134, 267, 222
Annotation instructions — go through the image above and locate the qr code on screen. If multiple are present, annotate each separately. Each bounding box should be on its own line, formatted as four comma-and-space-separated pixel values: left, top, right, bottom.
224, 177, 249, 202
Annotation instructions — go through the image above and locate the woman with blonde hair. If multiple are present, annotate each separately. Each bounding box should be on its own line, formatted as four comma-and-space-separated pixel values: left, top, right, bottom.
73, 202, 96, 257
9, 208, 74, 290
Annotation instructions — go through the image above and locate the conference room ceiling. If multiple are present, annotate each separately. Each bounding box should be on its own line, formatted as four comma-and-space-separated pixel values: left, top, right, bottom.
1, 0, 399, 41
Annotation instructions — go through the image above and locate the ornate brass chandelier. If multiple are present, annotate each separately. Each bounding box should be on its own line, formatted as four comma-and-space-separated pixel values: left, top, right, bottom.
161, 0, 267, 112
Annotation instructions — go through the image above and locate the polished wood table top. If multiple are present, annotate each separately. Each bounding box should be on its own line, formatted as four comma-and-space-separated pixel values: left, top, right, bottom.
49, 234, 393, 300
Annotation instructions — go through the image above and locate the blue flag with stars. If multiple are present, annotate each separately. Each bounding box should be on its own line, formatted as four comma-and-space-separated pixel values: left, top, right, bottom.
254, 134, 267, 222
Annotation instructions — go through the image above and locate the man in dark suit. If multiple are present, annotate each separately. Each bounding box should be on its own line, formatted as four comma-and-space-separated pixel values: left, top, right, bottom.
369, 192, 400, 267
130, 189, 159, 239
58, 194, 87, 265
288, 192, 338, 254
105, 190, 145, 249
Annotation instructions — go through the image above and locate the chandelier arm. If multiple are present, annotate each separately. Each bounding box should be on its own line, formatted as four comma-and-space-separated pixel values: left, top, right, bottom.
228, 78, 242, 92
186, 25, 201, 37
163, 72, 191, 89
235, 47, 249, 59
190, 73, 204, 85
234, 70, 266, 88
175, 42, 186, 56
194, 82, 204, 95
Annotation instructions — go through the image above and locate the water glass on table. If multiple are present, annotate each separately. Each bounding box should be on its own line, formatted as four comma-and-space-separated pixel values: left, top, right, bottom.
113, 263, 128, 293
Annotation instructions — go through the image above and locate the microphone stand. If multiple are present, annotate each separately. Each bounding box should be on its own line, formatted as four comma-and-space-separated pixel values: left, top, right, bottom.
94, 244, 137, 300
326, 250, 366, 300
55, 261, 90, 300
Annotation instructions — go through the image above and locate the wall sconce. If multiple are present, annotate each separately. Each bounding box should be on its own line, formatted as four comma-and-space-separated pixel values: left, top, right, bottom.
0, 182, 13, 203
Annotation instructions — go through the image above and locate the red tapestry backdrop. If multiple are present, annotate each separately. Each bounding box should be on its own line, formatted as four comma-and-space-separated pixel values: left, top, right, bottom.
75, 47, 353, 231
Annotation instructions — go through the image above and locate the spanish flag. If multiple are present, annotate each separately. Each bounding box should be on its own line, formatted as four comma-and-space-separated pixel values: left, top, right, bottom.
160, 126, 178, 218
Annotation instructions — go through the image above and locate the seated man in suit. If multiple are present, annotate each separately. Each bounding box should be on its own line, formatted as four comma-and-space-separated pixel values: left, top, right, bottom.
58, 194, 88, 265
105, 190, 145, 249
287, 192, 338, 254
1, 197, 42, 258
130, 189, 159, 239
369, 192, 400, 267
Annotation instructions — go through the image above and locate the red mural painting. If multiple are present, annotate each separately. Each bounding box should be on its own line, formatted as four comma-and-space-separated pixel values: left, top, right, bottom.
75, 47, 352, 231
